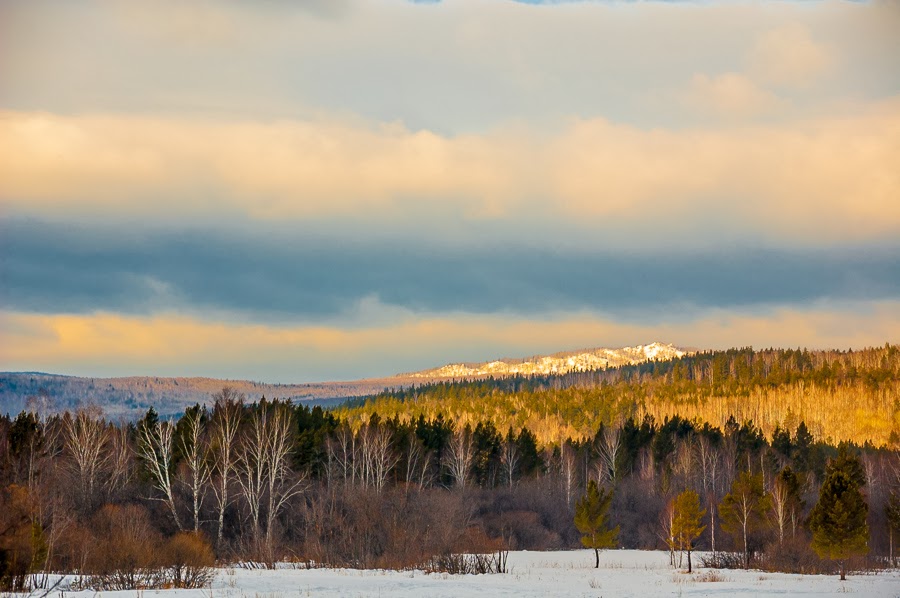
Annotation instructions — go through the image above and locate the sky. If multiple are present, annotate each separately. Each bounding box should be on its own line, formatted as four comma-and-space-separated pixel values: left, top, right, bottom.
1, 0, 899, 382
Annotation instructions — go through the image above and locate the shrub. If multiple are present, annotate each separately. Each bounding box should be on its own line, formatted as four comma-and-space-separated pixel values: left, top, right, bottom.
0, 485, 47, 592
164, 532, 216, 588
84, 504, 163, 590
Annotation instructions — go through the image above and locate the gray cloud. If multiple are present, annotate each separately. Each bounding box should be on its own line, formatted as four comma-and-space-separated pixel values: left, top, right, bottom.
3, 217, 898, 322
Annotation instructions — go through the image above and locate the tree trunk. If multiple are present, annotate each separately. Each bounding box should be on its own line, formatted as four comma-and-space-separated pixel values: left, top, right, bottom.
687, 548, 692, 573
840, 560, 846, 581
594, 548, 599, 569
743, 525, 749, 569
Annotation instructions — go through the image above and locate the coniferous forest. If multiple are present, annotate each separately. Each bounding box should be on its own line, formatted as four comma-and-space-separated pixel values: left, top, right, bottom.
2, 346, 899, 590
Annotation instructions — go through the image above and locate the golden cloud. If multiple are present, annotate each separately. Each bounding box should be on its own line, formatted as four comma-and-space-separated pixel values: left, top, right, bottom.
2, 305, 898, 379
1, 104, 899, 243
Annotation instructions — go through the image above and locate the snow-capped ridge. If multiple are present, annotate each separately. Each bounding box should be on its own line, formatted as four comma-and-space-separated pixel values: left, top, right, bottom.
405, 342, 688, 378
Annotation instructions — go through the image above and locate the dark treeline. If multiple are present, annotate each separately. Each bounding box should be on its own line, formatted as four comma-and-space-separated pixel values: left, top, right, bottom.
340, 345, 900, 447
2, 383, 900, 590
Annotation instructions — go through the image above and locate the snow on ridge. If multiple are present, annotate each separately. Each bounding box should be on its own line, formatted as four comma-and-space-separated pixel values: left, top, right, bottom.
406, 342, 688, 379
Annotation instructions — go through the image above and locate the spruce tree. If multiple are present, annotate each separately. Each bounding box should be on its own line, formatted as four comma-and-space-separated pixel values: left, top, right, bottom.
808, 448, 869, 580
574, 480, 619, 568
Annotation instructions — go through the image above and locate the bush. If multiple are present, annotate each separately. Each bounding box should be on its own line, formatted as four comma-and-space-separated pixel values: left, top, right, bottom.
758, 537, 832, 574
699, 551, 745, 569
83, 504, 164, 590
0, 485, 46, 592
164, 532, 216, 588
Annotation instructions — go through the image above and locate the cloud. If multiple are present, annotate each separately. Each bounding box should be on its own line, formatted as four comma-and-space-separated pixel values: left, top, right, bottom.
2, 105, 899, 246
680, 72, 787, 118
748, 24, 834, 88
3, 217, 899, 321
2, 302, 898, 382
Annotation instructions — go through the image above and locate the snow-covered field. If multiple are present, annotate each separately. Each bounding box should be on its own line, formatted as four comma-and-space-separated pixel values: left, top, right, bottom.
46, 550, 899, 598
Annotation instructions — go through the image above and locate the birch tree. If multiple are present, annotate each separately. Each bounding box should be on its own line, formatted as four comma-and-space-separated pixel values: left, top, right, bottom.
137, 418, 183, 531
238, 402, 305, 561
178, 406, 211, 532
64, 407, 109, 511
210, 389, 243, 546
446, 427, 475, 489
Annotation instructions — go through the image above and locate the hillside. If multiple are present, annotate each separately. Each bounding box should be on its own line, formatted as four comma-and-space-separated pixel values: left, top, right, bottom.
338, 345, 900, 447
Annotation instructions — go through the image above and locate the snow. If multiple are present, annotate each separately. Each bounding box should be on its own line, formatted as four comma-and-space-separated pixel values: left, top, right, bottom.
410, 343, 688, 378
41, 550, 900, 598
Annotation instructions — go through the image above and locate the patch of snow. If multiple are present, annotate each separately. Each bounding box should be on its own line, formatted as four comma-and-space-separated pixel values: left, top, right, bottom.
46, 550, 900, 598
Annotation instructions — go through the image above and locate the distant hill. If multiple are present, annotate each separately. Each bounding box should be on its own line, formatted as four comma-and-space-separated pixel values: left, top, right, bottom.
0, 373, 393, 419
0, 341, 687, 418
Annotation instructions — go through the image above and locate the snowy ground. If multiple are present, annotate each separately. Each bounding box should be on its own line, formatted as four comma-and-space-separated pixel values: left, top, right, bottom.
43, 550, 900, 598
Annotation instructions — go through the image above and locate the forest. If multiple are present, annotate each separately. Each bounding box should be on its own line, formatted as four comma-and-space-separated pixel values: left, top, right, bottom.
1, 346, 899, 590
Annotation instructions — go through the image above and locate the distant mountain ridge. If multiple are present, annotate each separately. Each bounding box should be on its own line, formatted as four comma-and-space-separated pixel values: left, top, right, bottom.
403, 342, 688, 378
0, 341, 689, 418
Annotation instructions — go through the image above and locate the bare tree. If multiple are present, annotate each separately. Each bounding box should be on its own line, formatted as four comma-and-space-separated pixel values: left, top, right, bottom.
362, 424, 397, 492
210, 388, 243, 546
179, 407, 211, 532
106, 423, 133, 497
446, 427, 475, 489
238, 402, 305, 561
500, 432, 520, 488
326, 423, 356, 486
659, 498, 677, 566
770, 476, 789, 545
137, 419, 183, 531
596, 425, 622, 484
404, 435, 431, 490
695, 435, 721, 552
64, 406, 110, 511
560, 442, 578, 508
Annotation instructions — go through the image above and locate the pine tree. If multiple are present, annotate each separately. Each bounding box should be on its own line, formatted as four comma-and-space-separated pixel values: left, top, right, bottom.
719, 471, 770, 569
672, 490, 706, 573
808, 448, 869, 581
574, 480, 619, 568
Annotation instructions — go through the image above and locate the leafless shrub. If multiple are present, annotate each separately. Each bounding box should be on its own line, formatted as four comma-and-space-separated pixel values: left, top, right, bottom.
699, 551, 744, 569
83, 504, 164, 590
421, 552, 505, 575
165, 531, 216, 588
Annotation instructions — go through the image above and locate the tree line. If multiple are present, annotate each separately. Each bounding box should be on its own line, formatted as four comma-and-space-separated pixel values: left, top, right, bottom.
2, 381, 899, 590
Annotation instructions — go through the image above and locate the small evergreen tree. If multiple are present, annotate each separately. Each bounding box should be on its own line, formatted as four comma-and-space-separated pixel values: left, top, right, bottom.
808, 448, 869, 580
672, 490, 706, 573
574, 480, 619, 568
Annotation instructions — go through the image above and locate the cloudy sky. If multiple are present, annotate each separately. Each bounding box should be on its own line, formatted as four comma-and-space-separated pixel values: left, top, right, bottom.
1, 0, 899, 382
